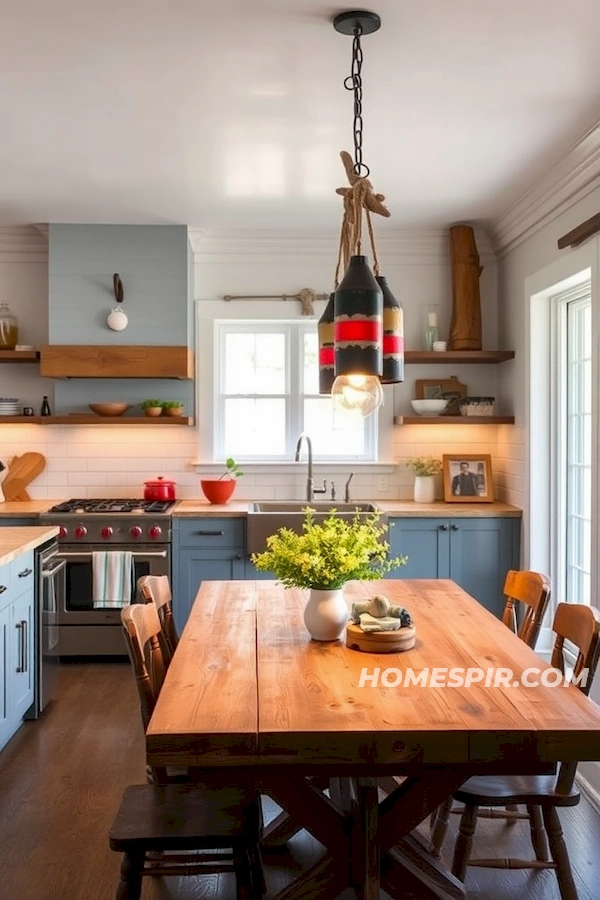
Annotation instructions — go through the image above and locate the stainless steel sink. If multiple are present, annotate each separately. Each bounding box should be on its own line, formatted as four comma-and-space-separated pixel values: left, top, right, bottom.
246, 501, 387, 554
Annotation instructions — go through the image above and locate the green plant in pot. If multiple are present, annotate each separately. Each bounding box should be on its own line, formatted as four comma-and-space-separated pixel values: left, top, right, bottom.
162, 400, 185, 418
406, 456, 442, 504
141, 398, 164, 418
251, 508, 406, 641
200, 457, 243, 505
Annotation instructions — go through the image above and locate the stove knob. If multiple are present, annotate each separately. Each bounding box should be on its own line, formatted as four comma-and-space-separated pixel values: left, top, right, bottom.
74, 525, 87, 539
58, 526, 68, 539
101, 527, 114, 539
148, 525, 162, 540
130, 526, 143, 539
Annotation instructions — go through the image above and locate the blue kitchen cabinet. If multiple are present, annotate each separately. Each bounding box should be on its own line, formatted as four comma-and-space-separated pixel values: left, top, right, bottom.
387, 517, 520, 618
172, 518, 246, 633
0, 550, 35, 752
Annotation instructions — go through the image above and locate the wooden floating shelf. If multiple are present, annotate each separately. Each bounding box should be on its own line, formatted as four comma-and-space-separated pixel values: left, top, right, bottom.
0, 350, 40, 362
395, 415, 515, 426
0, 416, 194, 426
61, 415, 194, 425
404, 350, 515, 364
39, 344, 194, 378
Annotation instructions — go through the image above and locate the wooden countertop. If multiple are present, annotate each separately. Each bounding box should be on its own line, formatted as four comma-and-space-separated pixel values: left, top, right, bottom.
0, 526, 60, 566
0, 500, 66, 516
173, 499, 521, 518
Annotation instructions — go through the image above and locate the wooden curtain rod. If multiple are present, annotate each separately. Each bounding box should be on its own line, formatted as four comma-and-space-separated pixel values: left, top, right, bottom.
557, 212, 600, 249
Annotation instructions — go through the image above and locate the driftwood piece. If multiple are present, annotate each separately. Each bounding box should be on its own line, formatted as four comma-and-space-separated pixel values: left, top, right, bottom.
448, 225, 483, 351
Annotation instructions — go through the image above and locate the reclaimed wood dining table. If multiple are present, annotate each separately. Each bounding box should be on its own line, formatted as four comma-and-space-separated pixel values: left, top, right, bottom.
146, 579, 600, 900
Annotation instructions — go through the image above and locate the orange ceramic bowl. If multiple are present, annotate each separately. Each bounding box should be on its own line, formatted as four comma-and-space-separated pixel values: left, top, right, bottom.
200, 479, 236, 504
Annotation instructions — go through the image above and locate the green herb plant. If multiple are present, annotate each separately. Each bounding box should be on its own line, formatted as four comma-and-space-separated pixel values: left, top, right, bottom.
220, 457, 243, 480
141, 399, 163, 410
405, 457, 442, 477
251, 508, 407, 590
161, 400, 184, 409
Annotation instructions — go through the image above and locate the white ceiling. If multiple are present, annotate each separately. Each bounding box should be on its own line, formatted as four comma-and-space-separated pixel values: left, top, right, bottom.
2, 0, 600, 230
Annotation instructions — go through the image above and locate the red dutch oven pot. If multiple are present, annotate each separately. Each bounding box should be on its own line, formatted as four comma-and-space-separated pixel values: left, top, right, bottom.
144, 476, 177, 501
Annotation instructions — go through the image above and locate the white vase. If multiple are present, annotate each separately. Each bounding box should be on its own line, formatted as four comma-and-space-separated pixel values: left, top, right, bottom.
304, 588, 349, 641
414, 475, 435, 503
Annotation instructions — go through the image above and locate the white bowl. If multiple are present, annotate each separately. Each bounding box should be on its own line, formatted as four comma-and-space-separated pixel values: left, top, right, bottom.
411, 399, 448, 416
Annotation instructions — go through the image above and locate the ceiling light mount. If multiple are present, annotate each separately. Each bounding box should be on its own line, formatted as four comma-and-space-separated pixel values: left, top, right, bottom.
332, 10, 381, 36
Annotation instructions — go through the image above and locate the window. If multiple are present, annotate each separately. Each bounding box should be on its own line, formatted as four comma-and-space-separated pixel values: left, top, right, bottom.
214, 321, 377, 461
554, 285, 591, 605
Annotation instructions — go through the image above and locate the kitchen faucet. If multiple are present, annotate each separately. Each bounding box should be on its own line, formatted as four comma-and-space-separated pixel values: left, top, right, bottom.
294, 433, 327, 502
344, 472, 355, 503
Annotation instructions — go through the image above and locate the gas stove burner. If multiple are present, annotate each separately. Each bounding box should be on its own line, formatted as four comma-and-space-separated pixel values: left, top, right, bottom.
47, 498, 174, 514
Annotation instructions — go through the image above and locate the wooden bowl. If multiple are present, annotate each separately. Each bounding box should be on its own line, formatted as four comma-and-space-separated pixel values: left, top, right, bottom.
88, 402, 131, 417
346, 623, 416, 653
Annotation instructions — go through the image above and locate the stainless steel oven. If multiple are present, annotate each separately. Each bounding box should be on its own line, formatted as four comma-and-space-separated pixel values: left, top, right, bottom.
56, 545, 170, 655
39, 499, 173, 656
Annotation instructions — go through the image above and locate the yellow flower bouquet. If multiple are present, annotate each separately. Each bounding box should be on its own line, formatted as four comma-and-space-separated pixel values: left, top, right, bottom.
251, 508, 406, 590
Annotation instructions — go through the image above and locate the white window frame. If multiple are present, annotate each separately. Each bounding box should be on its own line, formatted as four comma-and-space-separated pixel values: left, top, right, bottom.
213, 319, 378, 463
551, 284, 591, 608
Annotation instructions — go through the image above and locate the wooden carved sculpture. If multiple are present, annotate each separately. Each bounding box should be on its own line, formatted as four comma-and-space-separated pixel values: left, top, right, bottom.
448, 225, 483, 351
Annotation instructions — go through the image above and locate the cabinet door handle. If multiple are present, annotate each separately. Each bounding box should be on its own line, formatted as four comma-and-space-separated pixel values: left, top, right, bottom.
22, 620, 27, 673
194, 530, 225, 536
439, 524, 448, 531
15, 622, 23, 673
451, 524, 459, 531
234, 554, 243, 560
18, 568, 33, 578
0, 585, 6, 594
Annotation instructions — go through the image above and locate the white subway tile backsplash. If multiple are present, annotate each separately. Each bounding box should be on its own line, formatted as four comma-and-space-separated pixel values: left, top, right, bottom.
0, 420, 521, 503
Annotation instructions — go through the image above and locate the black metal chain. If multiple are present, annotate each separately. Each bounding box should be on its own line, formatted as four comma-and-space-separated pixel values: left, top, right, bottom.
343, 25, 369, 178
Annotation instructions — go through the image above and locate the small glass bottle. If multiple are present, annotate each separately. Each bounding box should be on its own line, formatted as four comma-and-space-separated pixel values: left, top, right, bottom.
0, 302, 18, 350
40, 396, 52, 417
423, 310, 440, 351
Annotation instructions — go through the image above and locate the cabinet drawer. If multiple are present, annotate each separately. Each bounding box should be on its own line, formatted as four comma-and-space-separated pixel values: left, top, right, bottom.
12, 551, 34, 598
0, 561, 13, 612
176, 517, 245, 548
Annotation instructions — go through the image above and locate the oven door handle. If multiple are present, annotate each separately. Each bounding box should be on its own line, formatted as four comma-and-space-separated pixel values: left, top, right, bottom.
42, 559, 67, 578
57, 551, 168, 559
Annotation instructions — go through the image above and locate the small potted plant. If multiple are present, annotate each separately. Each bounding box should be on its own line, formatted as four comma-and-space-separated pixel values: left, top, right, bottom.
251, 508, 406, 641
406, 457, 442, 504
141, 399, 164, 418
162, 400, 185, 418
200, 457, 243, 505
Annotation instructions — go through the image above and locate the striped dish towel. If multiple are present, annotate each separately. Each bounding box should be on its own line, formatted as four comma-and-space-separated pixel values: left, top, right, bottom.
92, 551, 134, 608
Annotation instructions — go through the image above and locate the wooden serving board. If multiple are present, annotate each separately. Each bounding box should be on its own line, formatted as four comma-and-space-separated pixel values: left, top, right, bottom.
346, 622, 416, 653
2, 452, 47, 501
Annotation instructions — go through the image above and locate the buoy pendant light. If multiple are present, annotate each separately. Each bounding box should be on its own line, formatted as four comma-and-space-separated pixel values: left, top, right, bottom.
317, 293, 336, 394
334, 255, 383, 377
376, 275, 404, 384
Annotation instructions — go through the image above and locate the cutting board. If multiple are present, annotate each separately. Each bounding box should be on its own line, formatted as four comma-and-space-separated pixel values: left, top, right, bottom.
2, 453, 47, 501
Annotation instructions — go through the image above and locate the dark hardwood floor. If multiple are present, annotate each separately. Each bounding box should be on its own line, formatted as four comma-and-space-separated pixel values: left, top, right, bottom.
1, 661, 600, 900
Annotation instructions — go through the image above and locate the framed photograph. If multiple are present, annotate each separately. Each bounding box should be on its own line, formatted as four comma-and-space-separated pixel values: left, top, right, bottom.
443, 454, 494, 503
415, 377, 467, 415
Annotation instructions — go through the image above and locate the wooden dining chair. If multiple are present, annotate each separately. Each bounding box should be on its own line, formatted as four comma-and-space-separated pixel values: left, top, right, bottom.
137, 574, 178, 665
501, 569, 552, 647
437, 602, 600, 900
430, 569, 552, 852
110, 602, 263, 900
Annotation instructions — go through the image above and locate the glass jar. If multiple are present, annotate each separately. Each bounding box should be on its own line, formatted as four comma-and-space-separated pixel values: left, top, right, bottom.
423, 310, 440, 351
0, 302, 18, 350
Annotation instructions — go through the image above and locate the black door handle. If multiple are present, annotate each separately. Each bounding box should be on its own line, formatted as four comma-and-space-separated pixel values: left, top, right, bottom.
18, 568, 33, 578
439, 524, 448, 531
451, 524, 459, 531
